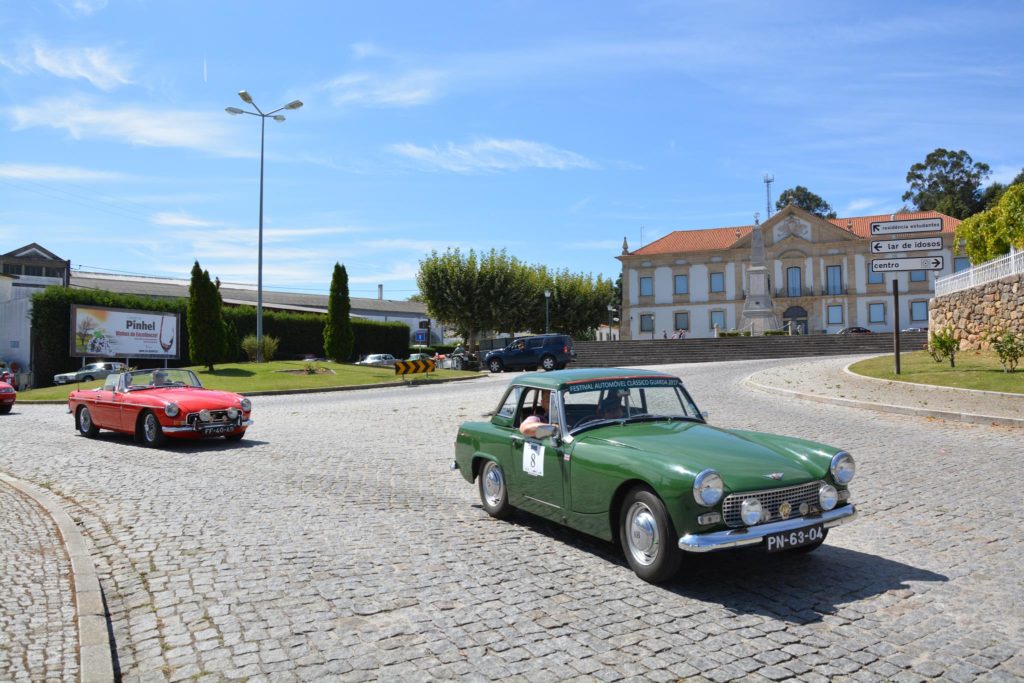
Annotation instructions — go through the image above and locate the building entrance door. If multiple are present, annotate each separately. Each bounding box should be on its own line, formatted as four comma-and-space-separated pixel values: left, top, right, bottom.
783, 306, 809, 335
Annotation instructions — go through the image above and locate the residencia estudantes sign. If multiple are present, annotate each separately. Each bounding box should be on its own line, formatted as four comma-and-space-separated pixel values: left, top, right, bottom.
70, 305, 180, 359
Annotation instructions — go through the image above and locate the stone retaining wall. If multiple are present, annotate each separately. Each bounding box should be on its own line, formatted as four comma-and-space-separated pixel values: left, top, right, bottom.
930, 273, 1024, 350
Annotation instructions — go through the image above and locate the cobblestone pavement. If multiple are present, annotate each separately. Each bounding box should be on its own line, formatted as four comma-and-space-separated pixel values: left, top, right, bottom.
0, 479, 78, 681
1, 357, 1023, 681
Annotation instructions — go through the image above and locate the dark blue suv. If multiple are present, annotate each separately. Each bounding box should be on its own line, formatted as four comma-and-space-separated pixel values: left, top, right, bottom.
484, 334, 576, 373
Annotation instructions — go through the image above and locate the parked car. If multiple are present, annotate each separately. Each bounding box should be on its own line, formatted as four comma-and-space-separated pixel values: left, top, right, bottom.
355, 353, 397, 367
901, 327, 928, 333
0, 380, 15, 414
484, 334, 576, 373
54, 361, 127, 385
451, 368, 857, 583
68, 368, 252, 447
406, 353, 433, 362
837, 327, 872, 335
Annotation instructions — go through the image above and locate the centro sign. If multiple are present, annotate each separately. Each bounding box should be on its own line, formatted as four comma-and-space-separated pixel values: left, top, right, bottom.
70, 305, 180, 359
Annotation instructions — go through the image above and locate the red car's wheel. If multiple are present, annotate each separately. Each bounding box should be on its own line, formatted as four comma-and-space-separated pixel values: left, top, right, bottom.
138, 411, 166, 447
77, 405, 99, 437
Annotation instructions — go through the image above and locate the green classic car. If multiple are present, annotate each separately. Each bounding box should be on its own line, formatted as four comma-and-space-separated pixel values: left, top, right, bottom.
452, 368, 857, 583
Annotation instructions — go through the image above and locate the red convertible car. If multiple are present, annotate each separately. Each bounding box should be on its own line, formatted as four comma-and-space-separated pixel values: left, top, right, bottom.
0, 380, 15, 414
68, 368, 252, 447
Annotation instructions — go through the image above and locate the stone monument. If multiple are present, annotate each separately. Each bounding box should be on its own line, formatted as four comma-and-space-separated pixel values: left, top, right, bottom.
740, 214, 782, 335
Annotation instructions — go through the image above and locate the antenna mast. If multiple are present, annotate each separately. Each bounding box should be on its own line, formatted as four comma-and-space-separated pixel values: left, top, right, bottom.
763, 174, 775, 218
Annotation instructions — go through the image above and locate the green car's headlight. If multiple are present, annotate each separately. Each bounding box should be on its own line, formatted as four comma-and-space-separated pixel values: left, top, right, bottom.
830, 452, 856, 485
819, 483, 838, 511
693, 469, 723, 507
164, 403, 180, 418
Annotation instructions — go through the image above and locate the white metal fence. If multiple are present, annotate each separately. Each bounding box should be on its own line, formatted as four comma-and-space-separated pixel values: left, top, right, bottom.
934, 248, 1024, 297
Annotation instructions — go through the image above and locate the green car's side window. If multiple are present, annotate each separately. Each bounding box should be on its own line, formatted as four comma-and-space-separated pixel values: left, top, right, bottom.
496, 386, 522, 419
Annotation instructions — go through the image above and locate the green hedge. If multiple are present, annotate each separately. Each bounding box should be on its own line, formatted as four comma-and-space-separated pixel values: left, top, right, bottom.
31, 286, 413, 386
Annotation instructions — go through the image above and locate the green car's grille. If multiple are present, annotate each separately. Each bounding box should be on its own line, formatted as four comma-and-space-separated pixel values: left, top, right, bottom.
722, 480, 822, 528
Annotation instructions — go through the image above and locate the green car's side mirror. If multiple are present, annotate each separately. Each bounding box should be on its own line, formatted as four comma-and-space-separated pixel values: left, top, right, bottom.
533, 424, 559, 440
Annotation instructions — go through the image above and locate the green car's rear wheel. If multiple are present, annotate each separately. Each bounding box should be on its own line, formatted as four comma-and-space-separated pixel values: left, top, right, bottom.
479, 460, 513, 519
620, 488, 681, 583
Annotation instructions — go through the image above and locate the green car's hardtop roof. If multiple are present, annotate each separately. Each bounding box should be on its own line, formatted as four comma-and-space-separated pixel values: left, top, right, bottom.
506, 367, 680, 392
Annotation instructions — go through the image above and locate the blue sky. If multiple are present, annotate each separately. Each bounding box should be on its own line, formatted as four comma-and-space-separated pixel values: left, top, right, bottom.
1, 1, 1022, 299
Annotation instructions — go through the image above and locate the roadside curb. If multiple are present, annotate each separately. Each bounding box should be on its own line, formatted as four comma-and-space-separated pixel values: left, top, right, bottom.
744, 377, 1024, 428
18, 372, 487, 404
841, 362, 1024, 399
0, 473, 115, 683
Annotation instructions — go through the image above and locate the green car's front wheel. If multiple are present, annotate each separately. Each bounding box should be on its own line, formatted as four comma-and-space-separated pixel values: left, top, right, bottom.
479, 460, 513, 519
620, 488, 681, 583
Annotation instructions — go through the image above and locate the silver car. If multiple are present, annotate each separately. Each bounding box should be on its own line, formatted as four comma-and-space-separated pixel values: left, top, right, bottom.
54, 361, 127, 385
355, 354, 397, 367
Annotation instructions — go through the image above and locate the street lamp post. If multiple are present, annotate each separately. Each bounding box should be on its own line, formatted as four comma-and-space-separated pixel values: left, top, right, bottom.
544, 289, 551, 334
226, 91, 303, 362
607, 304, 614, 341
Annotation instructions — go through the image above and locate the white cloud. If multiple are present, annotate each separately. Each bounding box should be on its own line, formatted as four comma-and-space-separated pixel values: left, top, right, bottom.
388, 138, 597, 173
321, 70, 444, 108
349, 261, 419, 284
55, 0, 109, 17
7, 97, 241, 154
351, 42, 383, 60
0, 163, 124, 181
151, 212, 221, 228
845, 199, 880, 213
31, 42, 132, 90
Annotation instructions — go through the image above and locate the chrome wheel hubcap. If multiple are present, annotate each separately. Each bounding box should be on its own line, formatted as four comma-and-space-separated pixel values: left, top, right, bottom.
482, 463, 504, 507
81, 409, 91, 430
144, 414, 157, 441
626, 502, 660, 566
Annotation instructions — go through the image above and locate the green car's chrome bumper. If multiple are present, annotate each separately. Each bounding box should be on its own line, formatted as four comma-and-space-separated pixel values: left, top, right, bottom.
678, 504, 857, 553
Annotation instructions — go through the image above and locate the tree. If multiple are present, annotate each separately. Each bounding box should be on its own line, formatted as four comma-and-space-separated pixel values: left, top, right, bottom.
417, 249, 494, 350
776, 186, 836, 218
323, 263, 355, 362
955, 183, 1024, 263
187, 260, 227, 371
903, 148, 991, 219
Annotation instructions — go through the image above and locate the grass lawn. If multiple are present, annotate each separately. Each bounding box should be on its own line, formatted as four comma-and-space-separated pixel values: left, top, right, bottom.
849, 350, 1024, 394
18, 360, 481, 401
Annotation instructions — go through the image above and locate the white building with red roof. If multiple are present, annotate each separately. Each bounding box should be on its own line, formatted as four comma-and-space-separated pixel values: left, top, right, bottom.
616, 204, 965, 339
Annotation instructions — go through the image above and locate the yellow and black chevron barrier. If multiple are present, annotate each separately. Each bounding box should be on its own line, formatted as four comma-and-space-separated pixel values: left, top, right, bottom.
394, 359, 436, 375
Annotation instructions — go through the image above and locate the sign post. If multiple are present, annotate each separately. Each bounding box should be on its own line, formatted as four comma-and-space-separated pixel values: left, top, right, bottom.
893, 280, 901, 375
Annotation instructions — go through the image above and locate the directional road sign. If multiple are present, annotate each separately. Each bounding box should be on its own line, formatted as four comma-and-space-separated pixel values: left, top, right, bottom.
871, 255, 945, 272
394, 359, 436, 375
869, 217, 943, 236
870, 236, 944, 255
414, 329, 428, 343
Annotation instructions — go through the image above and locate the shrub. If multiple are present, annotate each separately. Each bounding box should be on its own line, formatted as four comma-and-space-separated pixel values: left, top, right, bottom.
986, 330, 1024, 372
928, 327, 959, 368
241, 335, 280, 362
764, 330, 788, 336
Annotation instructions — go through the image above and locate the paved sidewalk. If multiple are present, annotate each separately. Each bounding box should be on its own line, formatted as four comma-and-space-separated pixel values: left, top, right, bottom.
746, 354, 1024, 428
0, 479, 78, 682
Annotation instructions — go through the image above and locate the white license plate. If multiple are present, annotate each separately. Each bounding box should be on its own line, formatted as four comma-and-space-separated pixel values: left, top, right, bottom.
203, 425, 235, 435
764, 524, 824, 552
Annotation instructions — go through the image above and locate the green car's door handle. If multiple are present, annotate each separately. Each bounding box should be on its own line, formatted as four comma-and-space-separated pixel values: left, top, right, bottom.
511, 437, 524, 448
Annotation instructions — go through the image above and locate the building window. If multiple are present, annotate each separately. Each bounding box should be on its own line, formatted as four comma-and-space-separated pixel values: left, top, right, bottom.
826, 265, 843, 295
911, 301, 928, 321
868, 269, 884, 284
45, 267, 64, 278
954, 257, 971, 273
910, 270, 927, 282
786, 266, 802, 297
869, 303, 885, 323
639, 314, 654, 333
709, 272, 725, 293
827, 305, 843, 325
710, 310, 726, 332
23, 265, 43, 276
639, 277, 653, 296
3, 264, 23, 275
674, 312, 689, 331
674, 274, 689, 295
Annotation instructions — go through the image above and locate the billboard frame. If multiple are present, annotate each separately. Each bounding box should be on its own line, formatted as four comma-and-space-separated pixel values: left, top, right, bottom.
69, 304, 181, 360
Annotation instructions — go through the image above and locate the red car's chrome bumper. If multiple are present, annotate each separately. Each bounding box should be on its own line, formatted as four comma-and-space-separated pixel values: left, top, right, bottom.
164, 419, 253, 434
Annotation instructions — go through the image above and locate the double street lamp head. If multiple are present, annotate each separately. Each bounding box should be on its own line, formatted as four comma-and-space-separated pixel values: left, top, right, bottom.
227, 92, 304, 118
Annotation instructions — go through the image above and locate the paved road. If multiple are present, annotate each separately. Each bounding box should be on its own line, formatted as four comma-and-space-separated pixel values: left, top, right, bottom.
1, 358, 1022, 681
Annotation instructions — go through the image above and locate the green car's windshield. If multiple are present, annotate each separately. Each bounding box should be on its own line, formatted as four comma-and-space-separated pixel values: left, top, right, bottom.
561, 377, 702, 432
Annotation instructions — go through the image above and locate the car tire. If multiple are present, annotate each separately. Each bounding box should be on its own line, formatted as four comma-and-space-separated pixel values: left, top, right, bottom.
619, 487, 681, 584
138, 411, 166, 448
77, 406, 99, 437
82, 375, 94, 382
224, 431, 245, 442
488, 359, 504, 373
0, 406, 11, 415
787, 529, 828, 554
540, 355, 557, 371
478, 460, 513, 519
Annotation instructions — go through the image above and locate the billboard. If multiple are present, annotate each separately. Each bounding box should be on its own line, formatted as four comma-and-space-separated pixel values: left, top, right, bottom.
70, 305, 180, 359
